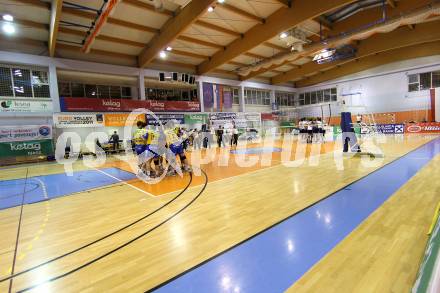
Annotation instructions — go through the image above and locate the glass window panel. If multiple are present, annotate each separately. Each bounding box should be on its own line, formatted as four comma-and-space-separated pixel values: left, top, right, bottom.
111, 86, 122, 99
31, 70, 49, 85
324, 89, 331, 102
33, 84, 50, 98
433, 71, 440, 88
0, 67, 13, 97
305, 92, 310, 105
317, 91, 323, 103
420, 72, 431, 90
58, 82, 71, 97
331, 88, 337, 95
408, 74, 419, 84
311, 91, 317, 104
71, 83, 85, 97
97, 85, 110, 99
408, 83, 419, 92
85, 84, 97, 98
12, 68, 32, 97
121, 87, 131, 98
146, 88, 156, 100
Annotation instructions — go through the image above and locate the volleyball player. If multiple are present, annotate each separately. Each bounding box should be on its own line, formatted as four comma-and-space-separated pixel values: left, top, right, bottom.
166, 126, 191, 174
133, 121, 149, 174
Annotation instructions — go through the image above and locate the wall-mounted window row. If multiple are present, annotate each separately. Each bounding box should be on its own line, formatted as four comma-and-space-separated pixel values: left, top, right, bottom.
58, 81, 133, 99
145, 86, 198, 101
0, 65, 50, 99
275, 91, 296, 107
408, 71, 440, 92
298, 88, 337, 106
244, 88, 271, 105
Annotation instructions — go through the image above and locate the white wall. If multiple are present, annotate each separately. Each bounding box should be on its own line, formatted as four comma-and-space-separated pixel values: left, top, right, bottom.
297, 55, 440, 116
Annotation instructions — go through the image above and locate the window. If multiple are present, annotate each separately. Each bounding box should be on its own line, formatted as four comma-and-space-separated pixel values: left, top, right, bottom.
299, 87, 337, 106
110, 86, 121, 99
233, 88, 239, 104
146, 88, 156, 100
433, 71, 440, 88
324, 89, 330, 102
12, 68, 32, 97
71, 83, 85, 97
97, 85, 110, 99
408, 71, 440, 92
244, 88, 270, 105
0, 67, 13, 96
0, 65, 51, 99
85, 84, 97, 98
58, 82, 71, 97
420, 72, 432, 90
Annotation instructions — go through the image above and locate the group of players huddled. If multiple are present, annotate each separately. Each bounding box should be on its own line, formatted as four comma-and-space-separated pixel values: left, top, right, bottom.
133, 121, 191, 178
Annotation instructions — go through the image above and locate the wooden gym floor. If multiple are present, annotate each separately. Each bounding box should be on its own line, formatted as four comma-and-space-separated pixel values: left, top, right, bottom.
0, 134, 439, 292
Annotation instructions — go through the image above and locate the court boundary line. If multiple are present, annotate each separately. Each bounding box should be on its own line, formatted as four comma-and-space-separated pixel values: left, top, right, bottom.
147, 137, 439, 292
0, 172, 193, 286
8, 168, 28, 293
17, 169, 208, 293
93, 168, 155, 198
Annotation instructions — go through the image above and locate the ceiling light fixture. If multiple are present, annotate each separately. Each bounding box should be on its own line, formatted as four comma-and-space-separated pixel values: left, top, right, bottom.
2, 14, 13, 22
159, 51, 167, 59
217, 0, 225, 3
2, 23, 15, 35
207, 6, 214, 12
166, 46, 172, 51
279, 32, 288, 39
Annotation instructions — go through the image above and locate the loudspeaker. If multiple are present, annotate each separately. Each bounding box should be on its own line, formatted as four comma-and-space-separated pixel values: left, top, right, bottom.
189, 76, 195, 84
172, 72, 178, 81
184, 74, 189, 83
159, 72, 165, 81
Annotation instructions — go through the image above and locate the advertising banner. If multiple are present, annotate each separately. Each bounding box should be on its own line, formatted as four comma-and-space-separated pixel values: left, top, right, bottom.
146, 114, 185, 126
0, 139, 53, 158
209, 112, 261, 129
54, 113, 104, 128
0, 99, 53, 112
60, 97, 200, 112
104, 113, 146, 127
376, 124, 404, 134
0, 125, 52, 143
405, 122, 440, 133
184, 113, 208, 125
202, 83, 214, 108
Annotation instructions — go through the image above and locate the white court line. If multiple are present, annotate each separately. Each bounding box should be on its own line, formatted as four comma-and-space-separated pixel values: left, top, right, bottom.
93, 168, 155, 198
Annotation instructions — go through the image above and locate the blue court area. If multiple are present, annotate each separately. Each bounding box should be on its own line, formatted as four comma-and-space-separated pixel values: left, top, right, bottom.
230, 147, 283, 155
157, 138, 440, 293
0, 168, 136, 210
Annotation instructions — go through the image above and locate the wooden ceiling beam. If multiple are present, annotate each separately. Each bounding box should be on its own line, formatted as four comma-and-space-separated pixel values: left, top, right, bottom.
170, 49, 209, 60
56, 43, 136, 60
151, 59, 196, 70
138, 0, 217, 68
14, 18, 48, 30
243, 52, 266, 60
62, 7, 159, 34
297, 40, 440, 87
13, 0, 50, 10
263, 42, 289, 52
197, 0, 357, 74
49, 0, 63, 57
272, 19, 440, 84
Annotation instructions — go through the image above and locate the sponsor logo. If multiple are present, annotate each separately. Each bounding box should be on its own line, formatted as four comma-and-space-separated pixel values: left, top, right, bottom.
407, 125, 422, 133
395, 125, 404, 133
39, 126, 51, 136
10, 142, 41, 151
1, 100, 12, 109
150, 101, 165, 108
425, 126, 440, 131
102, 100, 121, 108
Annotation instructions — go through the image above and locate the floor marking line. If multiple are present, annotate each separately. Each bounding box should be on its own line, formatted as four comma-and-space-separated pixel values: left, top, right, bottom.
93, 168, 155, 198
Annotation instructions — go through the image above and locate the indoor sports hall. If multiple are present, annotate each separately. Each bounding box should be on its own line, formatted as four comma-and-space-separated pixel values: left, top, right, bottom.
0, 0, 440, 292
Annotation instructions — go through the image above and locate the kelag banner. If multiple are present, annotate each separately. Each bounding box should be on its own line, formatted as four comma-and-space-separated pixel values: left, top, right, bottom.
61, 97, 200, 112
0, 139, 53, 158
146, 114, 185, 126
184, 114, 208, 125
0, 125, 52, 143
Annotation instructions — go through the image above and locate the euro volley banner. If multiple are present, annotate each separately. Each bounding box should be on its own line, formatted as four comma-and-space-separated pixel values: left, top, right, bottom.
0, 125, 52, 143
54, 113, 104, 128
